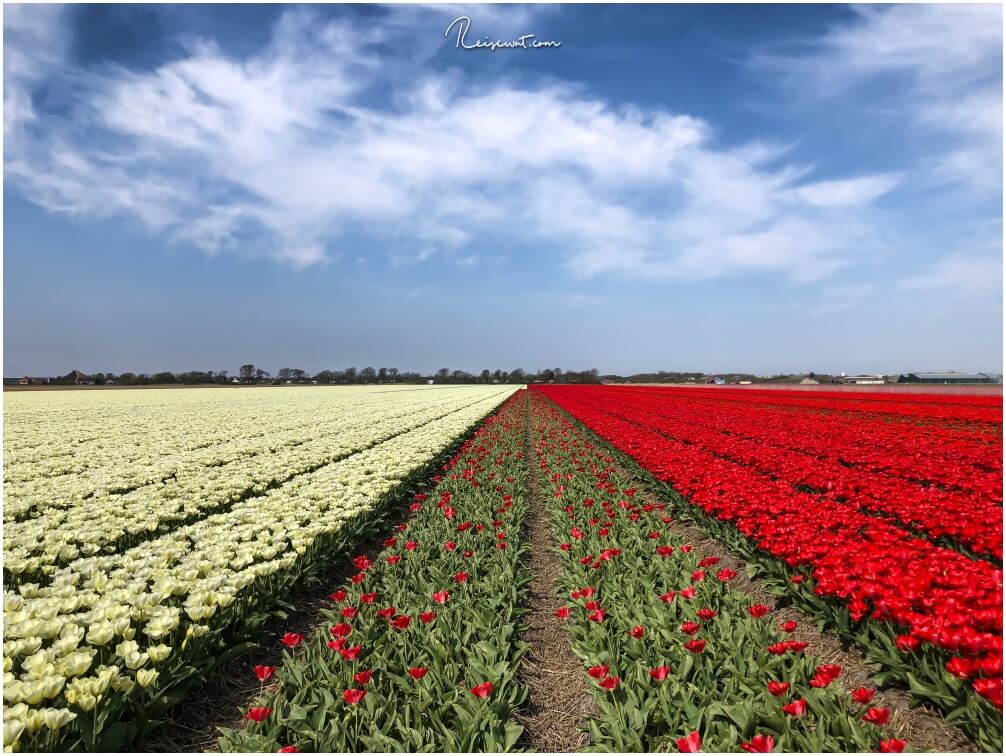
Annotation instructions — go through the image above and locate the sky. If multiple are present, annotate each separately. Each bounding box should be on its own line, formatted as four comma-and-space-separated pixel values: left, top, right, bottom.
3, 2, 1003, 377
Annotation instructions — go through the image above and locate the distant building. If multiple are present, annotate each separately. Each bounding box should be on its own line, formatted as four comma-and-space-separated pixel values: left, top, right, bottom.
68, 370, 93, 385
839, 374, 885, 385
738, 380, 752, 385
18, 376, 30, 385
705, 377, 726, 385
898, 372, 999, 385
799, 377, 820, 385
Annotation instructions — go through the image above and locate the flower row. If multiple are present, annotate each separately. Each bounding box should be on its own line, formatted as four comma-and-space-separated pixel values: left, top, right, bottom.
217, 391, 532, 752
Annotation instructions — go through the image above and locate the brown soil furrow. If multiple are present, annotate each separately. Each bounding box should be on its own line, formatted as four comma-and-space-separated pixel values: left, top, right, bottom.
514, 398, 595, 752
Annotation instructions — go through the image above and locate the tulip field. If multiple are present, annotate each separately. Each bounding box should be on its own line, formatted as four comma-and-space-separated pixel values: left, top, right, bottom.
2, 383, 1002, 752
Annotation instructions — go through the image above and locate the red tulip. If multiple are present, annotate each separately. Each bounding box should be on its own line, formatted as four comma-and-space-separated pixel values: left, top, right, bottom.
326, 639, 345, 652
679, 587, 696, 599
444, 540, 457, 551
246, 706, 272, 723
555, 607, 571, 618
862, 708, 890, 726
717, 568, 737, 581
329, 590, 347, 602
767, 681, 789, 696
895, 635, 920, 652
657, 546, 675, 557
649, 666, 670, 681
342, 607, 358, 619
851, 686, 875, 704
281, 633, 303, 648
340, 645, 362, 661
405, 540, 418, 551
254, 665, 276, 682
879, 739, 906, 753
350, 573, 366, 584
680, 621, 701, 635
433, 590, 450, 605
684, 639, 706, 653
809, 673, 833, 688
680, 544, 692, 553
408, 667, 428, 680
391, 615, 412, 631
360, 592, 377, 604
455, 572, 469, 583
599, 675, 620, 691
330, 623, 352, 637
354, 670, 373, 685
747, 604, 771, 618
660, 590, 677, 603
779, 620, 798, 633
629, 625, 645, 639
419, 611, 437, 624
376, 607, 396, 619
470, 681, 494, 698
383, 537, 397, 548
587, 664, 609, 679
343, 688, 367, 705
676, 731, 701, 753
782, 698, 807, 717
696, 608, 718, 621
277, 747, 299, 753
353, 556, 371, 571
741, 734, 775, 753
385, 555, 401, 565
585, 600, 600, 610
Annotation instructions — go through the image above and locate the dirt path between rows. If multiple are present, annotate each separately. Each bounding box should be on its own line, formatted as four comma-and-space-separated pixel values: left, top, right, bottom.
514, 396, 595, 752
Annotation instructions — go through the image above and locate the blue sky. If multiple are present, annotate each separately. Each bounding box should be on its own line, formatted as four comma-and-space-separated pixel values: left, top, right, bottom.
3, 3, 1002, 377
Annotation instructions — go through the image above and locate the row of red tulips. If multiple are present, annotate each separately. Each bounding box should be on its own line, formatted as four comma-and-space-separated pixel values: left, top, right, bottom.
218, 393, 532, 752
615, 386, 1002, 501
578, 388, 1000, 559
533, 386, 1002, 751
635, 386, 1003, 427
529, 392, 907, 752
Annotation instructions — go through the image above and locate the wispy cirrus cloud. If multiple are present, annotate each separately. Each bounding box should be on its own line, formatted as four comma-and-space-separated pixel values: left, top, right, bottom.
3, 4, 908, 283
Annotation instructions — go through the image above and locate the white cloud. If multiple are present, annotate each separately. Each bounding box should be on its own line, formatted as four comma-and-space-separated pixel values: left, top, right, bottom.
5, 5, 903, 284
898, 254, 1003, 292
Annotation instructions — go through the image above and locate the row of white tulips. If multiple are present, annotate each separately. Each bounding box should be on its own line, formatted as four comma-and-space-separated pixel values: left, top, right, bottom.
3, 386, 517, 751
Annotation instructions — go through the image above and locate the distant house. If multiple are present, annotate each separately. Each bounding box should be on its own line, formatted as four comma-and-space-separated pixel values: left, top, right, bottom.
705, 377, 726, 385
18, 376, 30, 385
67, 370, 93, 385
898, 372, 999, 385
231, 377, 240, 383
799, 377, 820, 385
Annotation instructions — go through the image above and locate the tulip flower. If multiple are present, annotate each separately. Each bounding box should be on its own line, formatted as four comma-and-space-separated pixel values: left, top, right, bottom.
696, 608, 718, 621
350, 573, 367, 584
779, 620, 798, 633
649, 666, 670, 681
455, 572, 469, 583
741, 734, 775, 753
676, 731, 701, 753
895, 635, 920, 652
408, 667, 428, 680
405, 540, 418, 551
851, 686, 875, 704
747, 604, 771, 618
599, 675, 620, 691
419, 611, 437, 624
629, 625, 645, 639
330, 623, 352, 637
277, 747, 299, 753
717, 568, 737, 581
782, 698, 807, 717
680, 621, 700, 635
254, 665, 275, 683
353, 556, 371, 571
683, 639, 706, 653
329, 590, 348, 602
470, 682, 493, 698
432, 591, 450, 604
679, 587, 696, 599
862, 708, 890, 726
587, 609, 605, 622
281, 633, 303, 649
246, 707, 272, 723
660, 591, 677, 603
767, 681, 789, 696
587, 665, 609, 679
343, 688, 367, 705
376, 607, 396, 619
340, 645, 362, 661
391, 615, 411, 631
383, 537, 397, 548
444, 541, 457, 551
326, 639, 345, 652
342, 607, 358, 619
360, 592, 378, 604
354, 670, 372, 685
385, 555, 401, 565
555, 607, 571, 618
879, 739, 906, 753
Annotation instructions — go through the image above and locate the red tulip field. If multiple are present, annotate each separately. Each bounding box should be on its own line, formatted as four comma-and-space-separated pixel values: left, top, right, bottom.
3, 385, 1002, 752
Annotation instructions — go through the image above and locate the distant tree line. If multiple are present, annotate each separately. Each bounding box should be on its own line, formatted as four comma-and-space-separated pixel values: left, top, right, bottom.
13, 366, 602, 386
